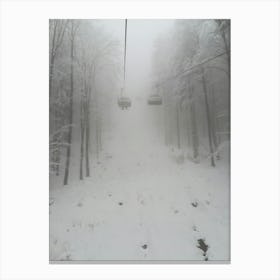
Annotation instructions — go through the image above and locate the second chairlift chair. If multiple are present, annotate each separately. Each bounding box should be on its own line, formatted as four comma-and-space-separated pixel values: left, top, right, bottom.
147, 84, 163, 105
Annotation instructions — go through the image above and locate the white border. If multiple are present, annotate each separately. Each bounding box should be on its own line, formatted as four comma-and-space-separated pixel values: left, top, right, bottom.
0, 0, 279, 279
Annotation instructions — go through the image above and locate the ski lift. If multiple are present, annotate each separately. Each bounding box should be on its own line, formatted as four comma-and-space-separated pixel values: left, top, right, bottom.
147, 83, 162, 105
118, 19, 132, 110
147, 94, 162, 105
118, 96, 131, 110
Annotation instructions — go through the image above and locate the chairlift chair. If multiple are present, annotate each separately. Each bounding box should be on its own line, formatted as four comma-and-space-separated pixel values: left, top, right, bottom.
118, 96, 131, 110
147, 94, 162, 105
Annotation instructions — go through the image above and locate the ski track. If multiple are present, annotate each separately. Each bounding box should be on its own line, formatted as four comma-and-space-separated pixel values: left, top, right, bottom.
50, 98, 229, 261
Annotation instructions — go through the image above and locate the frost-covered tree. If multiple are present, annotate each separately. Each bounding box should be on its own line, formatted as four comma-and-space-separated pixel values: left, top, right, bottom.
63, 20, 80, 185
49, 19, 69, 176
152, 19, 230, 166
49, 19, 121, 185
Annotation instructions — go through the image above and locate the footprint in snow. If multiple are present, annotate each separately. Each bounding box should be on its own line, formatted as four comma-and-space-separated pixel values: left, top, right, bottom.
197, 238, 209, 261
191, 202, 198, 207
192, 225, 198, 232
118, 202, 123, 206
141, 244, 148, 250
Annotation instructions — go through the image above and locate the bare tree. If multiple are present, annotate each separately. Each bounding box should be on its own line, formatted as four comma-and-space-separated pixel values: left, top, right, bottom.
201, 67, 215, 167
49, 19, 68, 175
63, 20, 80, 185
188, 80, 199, 160
152, 20, 230, 166
175, 101, 181, 149
85, 83, 91, 177
49, 19, 68, 98
214, 20, 230, 75
80, 89, 86, 180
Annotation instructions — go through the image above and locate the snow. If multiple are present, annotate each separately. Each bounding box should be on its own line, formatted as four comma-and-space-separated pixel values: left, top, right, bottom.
49, 97, 230, 262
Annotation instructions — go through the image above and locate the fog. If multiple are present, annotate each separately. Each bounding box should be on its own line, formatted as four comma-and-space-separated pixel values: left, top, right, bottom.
97, 19, 174, 97
49, 19, 230, 262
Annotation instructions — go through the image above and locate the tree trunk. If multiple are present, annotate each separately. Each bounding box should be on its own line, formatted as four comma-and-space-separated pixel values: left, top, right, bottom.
49, 55, 55, 98
190, 102, 199, 160
189, 83, 199, 160
95, 90, 100, 160
225, 21, 231, 144
222, 25, 230, 77
96, 115, 99, 160
85, 119, 90, 177
63, 27, 74, 185
209, 85, 220, 160
176, 102, 181, 149
185, 106, 191, 151
164, 100, 169, 146
201, 67, 215, 167
215, 19, 230, 79
99, 119, 102, 151
80, 125, 85, 180
49, 20, 57, 99
80, 95, 85, 180
54, 90, 61, 176
85, 97, 90, 177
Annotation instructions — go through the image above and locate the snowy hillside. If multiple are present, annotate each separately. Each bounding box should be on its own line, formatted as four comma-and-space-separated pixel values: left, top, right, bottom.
50, 97, 230, 262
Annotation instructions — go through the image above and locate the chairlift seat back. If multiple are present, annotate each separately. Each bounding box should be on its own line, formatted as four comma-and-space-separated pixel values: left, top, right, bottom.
118, 96, 131, 109
147, 94, 162, 105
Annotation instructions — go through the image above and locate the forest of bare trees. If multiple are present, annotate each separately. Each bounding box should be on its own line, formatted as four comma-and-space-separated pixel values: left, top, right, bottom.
49, 19, 230, 188
2, 0, 279, 270
49, 18, 231, 262
49, 19, 120, 185
152, 19, 230, 167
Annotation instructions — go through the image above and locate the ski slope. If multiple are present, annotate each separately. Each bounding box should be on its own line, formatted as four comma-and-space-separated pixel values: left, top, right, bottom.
49, 97, 230, 262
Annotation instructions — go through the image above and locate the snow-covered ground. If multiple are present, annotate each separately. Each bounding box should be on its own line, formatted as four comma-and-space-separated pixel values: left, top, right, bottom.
49, 97, 230, 262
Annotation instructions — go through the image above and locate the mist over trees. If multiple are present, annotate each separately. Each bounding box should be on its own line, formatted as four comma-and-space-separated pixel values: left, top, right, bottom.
152, 19, 230, 166
49, 19, 120, 185
49, 19, 230, 261
49, 19, 230, 186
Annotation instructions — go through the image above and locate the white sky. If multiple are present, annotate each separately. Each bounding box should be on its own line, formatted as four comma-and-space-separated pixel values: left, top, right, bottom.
97, 19, 174, 97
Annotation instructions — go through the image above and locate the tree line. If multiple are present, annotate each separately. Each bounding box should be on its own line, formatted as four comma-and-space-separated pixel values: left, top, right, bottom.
152, 19, 230, 167
49, 19, 230, 188
49, 19, 120, 185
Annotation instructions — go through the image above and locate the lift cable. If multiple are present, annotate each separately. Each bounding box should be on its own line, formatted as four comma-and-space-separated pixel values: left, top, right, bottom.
117, 19, 131, 110
123, 19, 127, 86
